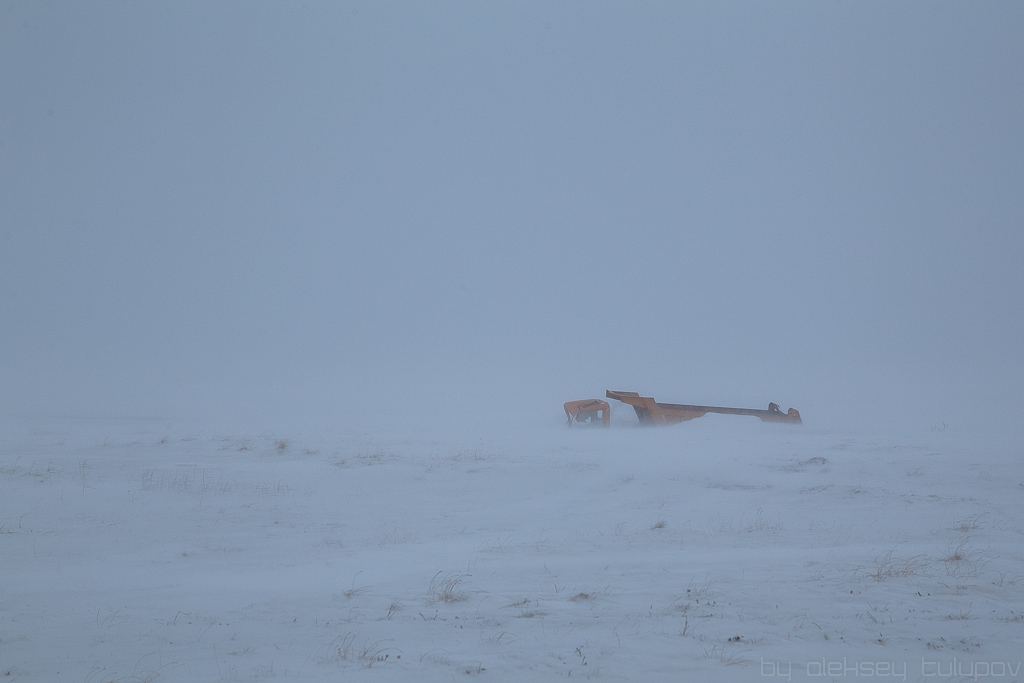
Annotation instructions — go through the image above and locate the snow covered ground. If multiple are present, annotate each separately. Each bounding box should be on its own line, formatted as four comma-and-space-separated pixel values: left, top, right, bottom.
2, 410, 1022, 682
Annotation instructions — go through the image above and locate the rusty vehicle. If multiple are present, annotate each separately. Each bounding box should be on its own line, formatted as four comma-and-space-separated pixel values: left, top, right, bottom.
563, 399, 611, 427
605, 390, 801, 425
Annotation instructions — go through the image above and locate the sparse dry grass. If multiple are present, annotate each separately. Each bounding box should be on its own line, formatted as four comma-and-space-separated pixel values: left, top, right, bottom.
428, 571, 472, 604
685, 577, 716, 601
863, 548, 931, 582
517, 609, 546, 619
742, 508, 782, 534
703, 644, 753, 666
358, 449, 398, 466
942, 538, 988, 578
944, 604, 973, 620
326, 633, 398, 669
343, 586, 369, 600
952, 514, 984, 533
0, 460, 62, 482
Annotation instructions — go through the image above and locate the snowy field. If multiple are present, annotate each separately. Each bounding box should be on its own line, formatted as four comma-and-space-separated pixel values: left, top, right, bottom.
5, 2, 1022, 681
2, 411, 1022, 682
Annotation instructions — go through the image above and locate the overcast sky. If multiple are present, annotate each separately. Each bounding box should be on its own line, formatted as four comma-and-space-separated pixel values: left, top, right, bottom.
2, 2, 1022, 431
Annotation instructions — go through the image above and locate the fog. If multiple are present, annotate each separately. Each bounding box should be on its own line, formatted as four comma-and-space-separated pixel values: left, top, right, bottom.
2, 2, 1022, 432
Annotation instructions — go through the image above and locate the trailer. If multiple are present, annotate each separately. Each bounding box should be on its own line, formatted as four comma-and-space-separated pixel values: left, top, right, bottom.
605, 390, 801, 425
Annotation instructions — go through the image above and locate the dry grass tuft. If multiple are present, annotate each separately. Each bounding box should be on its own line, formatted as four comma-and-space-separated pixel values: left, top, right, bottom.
704, 644, 753, 666
952, 515, 984, 533
330, 633, 398, 669
864, 549, 931, 582
942, 539, 988, 578
428, 571, 471, 604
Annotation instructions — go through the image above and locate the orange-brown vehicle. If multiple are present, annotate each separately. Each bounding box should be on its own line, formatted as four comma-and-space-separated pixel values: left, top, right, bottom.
563, 399, 611, 427
605, 390, 801, 425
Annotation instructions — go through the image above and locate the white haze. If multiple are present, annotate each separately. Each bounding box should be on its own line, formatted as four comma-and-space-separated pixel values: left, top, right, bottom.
3, 5, 1024, 682
2, 2, 1023, 433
